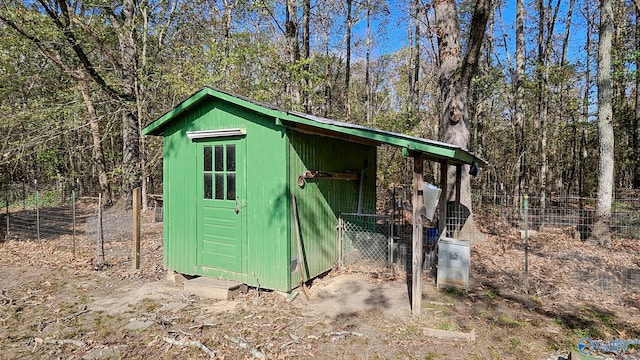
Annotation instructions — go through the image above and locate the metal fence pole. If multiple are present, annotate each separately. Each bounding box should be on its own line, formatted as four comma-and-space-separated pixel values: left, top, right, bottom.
96, 193, 104, 266
338, 216, 343, 268
387, 216, 393, 274
35, 180, 40, 241
524, 193, 529, 290
72, 190, 76, 256
5, 192, 8, 239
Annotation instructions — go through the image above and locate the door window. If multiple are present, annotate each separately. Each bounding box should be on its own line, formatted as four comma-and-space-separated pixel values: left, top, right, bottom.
203, 144, 237, 200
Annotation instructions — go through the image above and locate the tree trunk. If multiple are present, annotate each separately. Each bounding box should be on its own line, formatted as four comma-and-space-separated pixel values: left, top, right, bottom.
580, 0, 592, 204
221, 0, 235, 56
302, 0, 311, 112
434, 0, 491, 213
79, 80, 112, 206
634, 6, 640, 188
139, 1, 149, 212
345, 0, 353, 119
514, 0, 525, 208
412, 0, 420, 112
591, 0, 614, 247
285, 0, 300, 107
365, 1, 372, 125
116, 0, 141, 209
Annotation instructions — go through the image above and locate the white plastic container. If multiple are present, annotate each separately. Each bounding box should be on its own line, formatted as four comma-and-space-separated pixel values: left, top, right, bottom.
423, 183, 442, 221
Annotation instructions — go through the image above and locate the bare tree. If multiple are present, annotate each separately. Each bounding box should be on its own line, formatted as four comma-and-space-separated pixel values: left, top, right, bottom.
514, 0, 525, 207
635, 6, 640, 188
590, 0, 614, 246
433, 0, 492, 212
285, 0, 300, 106
345, 0, 353, 119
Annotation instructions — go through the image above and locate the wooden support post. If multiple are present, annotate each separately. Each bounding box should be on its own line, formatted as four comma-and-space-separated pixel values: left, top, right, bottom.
455, 165, 462, 204
439, 161, 448, 238
411, 153, 424, 316
455, 165, 462, 235
133, 187, 141, 270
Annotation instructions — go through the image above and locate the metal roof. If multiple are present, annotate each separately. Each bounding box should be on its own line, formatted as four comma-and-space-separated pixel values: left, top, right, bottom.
142, 86, 487, 167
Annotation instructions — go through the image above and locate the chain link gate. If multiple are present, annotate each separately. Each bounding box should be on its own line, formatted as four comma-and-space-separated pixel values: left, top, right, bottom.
338, 213, 393, 274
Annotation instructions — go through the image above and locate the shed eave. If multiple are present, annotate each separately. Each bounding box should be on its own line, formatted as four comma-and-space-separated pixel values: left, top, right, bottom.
142, 87, 287, 136
142, 86, 488, 168
282, 114, 487, 167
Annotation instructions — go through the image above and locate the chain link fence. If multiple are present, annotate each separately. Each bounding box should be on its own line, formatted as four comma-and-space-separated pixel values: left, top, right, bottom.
338, 213, 393, 275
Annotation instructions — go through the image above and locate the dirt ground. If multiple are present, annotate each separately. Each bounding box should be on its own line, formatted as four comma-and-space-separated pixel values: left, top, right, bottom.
1, 211, 639, 359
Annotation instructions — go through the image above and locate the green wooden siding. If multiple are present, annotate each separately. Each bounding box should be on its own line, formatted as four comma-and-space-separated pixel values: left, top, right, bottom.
288, 131, 377, 283
144, 87, 484, 293
162, 99, 291, 291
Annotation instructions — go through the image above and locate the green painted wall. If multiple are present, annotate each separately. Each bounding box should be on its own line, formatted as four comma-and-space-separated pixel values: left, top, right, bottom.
162, 99, 291, 291
161, 97, 377, 292
288, 131, 377, 284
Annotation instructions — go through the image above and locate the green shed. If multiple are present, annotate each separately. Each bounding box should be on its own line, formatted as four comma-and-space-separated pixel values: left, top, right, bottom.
143, 87, 484, 293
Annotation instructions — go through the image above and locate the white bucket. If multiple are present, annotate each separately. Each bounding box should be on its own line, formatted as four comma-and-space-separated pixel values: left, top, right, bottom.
423, 183, 442, 221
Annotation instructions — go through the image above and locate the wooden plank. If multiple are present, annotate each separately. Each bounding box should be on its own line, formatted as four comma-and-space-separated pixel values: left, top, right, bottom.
455, 165, 462, 234
302, 170, 359, 181
411, 154, 424, 316
455, 165, 461, 205
422, 328, 476, 342
183, 277, 248, 300
291, 192, 311, 300
439, 161, 448, 239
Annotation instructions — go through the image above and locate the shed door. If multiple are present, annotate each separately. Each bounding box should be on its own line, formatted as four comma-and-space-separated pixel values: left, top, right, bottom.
197, 140, 245, 273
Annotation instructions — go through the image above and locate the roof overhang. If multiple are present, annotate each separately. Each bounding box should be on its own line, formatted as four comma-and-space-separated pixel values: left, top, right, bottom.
142, 86, 488, 168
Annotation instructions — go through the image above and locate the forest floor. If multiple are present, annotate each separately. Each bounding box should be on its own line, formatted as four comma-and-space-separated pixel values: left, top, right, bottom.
0, 210, 639, 359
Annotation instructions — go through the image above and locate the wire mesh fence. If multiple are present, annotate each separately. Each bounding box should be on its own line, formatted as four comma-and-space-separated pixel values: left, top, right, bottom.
2, 188, 92, 242
2, 185, 156, 270
338, 213, 393, 275
472, 192, 640, 240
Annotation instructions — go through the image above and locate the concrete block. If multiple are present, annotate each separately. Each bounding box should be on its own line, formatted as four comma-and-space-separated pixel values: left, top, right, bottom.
183, 277, 247, 300
166, 270, 189, 286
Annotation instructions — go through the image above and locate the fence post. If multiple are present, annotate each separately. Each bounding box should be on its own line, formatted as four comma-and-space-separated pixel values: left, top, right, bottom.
387, 216, 393, 274
96, 193, 104, 266
338, 216, 343, 268
72, 190, 76, 256
35, 179, 40, 241
132, 187, 141, 269
524, 193, 529, 290
5, 192, 8, 239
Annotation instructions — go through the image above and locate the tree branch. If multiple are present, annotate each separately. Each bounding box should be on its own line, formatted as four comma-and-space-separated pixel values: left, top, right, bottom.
37, 0, 127, 101
0, 13, 82, 80
460, 0, 492, 89
70, 16, 121, 69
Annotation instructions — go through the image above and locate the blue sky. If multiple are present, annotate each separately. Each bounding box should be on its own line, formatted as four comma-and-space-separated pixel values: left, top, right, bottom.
346, 0, 593, 70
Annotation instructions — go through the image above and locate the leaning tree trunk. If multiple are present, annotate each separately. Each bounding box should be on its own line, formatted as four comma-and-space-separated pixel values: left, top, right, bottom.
434, 0, 491, 213
79, 80, 113, 206
590, 0, 614, 246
